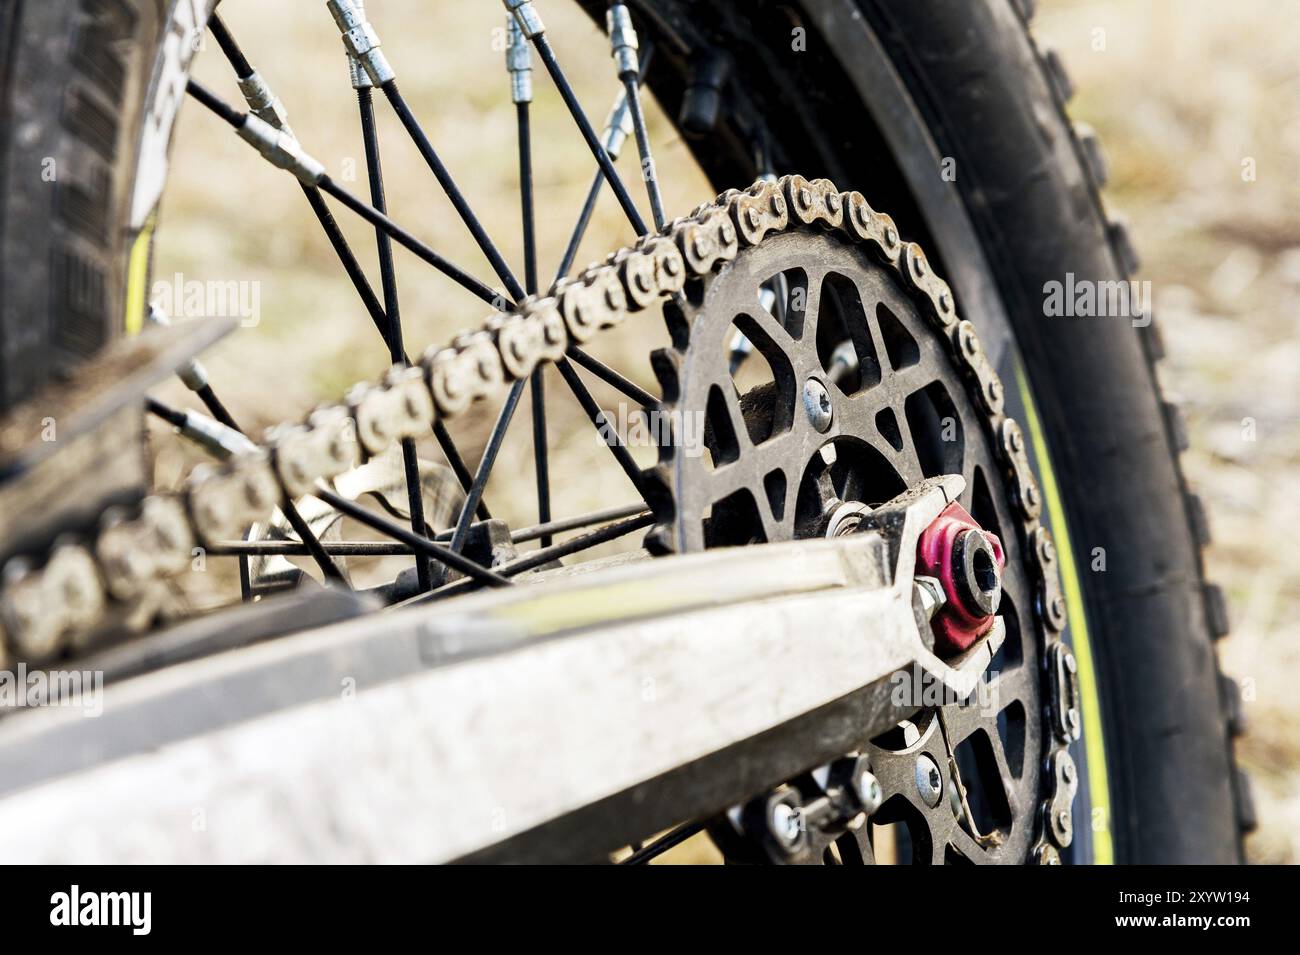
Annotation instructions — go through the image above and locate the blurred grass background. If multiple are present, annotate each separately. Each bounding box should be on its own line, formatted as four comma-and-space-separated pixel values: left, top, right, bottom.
149, 1, 1298, 862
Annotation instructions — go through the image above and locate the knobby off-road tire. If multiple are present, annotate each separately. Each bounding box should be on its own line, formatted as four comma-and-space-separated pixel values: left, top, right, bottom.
0, 0, 1248, 861
845, 0, 1250, 862
0, 0, 178, 409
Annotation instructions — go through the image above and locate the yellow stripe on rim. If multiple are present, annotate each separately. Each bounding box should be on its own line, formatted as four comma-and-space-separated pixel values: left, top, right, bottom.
1016, 367, 1113, 864
123, 216, 155, 336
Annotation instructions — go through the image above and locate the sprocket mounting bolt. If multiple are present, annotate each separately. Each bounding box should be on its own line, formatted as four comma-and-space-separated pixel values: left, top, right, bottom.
803, 377, 833, 433
915, 754, 943, 808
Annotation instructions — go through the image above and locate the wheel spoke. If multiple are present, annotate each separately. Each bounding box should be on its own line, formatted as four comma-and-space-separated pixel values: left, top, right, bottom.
565, 346, 655, 407
620, 820, 706, 865
529, 369, 552, 545
207, 13, 254, 78
508, 503, 646, 543
382, 80, 525, 302
184, 80, 503, 308
315, 177, 504, 306
325, 0, 524, 300
211, 504, 648, 556
498, 510, 653, 576
554, 43, 655, 281
357, 78, 434, 592
533, 36, 647, 236
298, 183, 394, 338
209, 541, 414, 557
423, 510, 654, 602
503, 0, 647, 236
555, 358, 649, 498
556, 168, 604, 281
314, 487, 510, 588
508, 15, 553, 546
607, 5, 667, 230
449, 379, 527, 554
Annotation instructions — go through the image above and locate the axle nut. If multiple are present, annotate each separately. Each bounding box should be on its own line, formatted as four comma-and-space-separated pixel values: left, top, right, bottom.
915, 501, 1006, 656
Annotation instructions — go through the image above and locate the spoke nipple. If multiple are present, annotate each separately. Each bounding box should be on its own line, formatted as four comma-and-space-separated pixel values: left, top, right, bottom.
328, 0, 396, 86
504, 0, 546, 39
605, 3, 640, 78
505, 15, 534, 104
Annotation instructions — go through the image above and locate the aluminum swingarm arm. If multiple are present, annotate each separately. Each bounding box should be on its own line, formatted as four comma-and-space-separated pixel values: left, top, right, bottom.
0, 476, 998, 863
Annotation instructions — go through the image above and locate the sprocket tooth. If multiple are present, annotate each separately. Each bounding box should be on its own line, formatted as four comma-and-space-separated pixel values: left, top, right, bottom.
649, 347, 684, 405
642, 524, 676, 557
638, 466, 681, 556
661, 296, 691, 350
640, 462, 678, 495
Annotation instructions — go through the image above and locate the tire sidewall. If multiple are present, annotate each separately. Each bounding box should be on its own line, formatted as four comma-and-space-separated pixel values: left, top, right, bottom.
0, 0, 211, 409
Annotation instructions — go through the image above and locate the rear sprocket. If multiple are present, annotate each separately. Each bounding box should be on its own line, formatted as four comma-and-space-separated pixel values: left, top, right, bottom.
640, 200, 1062, 863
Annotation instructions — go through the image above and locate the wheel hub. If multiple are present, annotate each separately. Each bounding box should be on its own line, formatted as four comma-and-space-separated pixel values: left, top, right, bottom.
916, 500, 1007, 655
